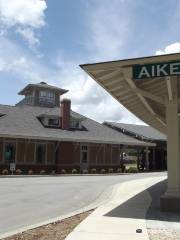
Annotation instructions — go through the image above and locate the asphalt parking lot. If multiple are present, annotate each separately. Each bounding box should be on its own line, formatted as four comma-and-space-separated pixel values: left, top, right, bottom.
0, 172, 166, 236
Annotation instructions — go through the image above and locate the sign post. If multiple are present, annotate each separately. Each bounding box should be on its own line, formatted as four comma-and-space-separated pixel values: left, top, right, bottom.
10, 163, 16, 175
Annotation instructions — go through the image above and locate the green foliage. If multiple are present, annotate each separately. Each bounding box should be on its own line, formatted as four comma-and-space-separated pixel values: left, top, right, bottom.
91, 168, 96, 174
72, 168, 78, 174
100, 169, 106, 174
2, 169, 9, 175
126, 167, 138, 173
61, 169, 66, 174
108, 168, 113, 173
28, 170, 34, 175
16, 169, 22, 175
82, 169, 88, 174
40, 170, 46, 175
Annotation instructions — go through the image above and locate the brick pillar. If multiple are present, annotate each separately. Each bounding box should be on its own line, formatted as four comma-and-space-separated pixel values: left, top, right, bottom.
61, 99, 71, 130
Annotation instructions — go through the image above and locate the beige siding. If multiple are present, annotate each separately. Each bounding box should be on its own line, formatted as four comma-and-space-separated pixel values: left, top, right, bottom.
89, 145, 97, 164
47, 143, 55, 164
17, 142, 26, 163
97, 145, 104, 164
73, 144, 80, 164
0, 140, 3, 162
105, 144, 111, 164
25, 142, 35, 163
112, 146, 120, 165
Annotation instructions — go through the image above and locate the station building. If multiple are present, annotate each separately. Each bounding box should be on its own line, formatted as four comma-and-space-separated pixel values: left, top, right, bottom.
0, 82, 152, 173
104, 122, 167, 170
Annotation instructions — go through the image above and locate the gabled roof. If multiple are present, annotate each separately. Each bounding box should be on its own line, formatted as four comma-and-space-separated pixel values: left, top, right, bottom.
0, 104, 155, 146
104, 122, 166, 141
18, 82, 68, 95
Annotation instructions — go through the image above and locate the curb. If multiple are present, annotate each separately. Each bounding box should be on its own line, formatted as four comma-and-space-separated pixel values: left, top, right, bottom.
0, 173, 130, 178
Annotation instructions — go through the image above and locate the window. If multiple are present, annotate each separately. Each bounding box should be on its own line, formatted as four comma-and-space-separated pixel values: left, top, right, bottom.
81, 145, 88, 163
4, 143, 16, 162
71, 120, 81, 129
48, 118, 59, 126
39, 91, 47, 97
39, 91, 55, 103
36, 144, 46, 164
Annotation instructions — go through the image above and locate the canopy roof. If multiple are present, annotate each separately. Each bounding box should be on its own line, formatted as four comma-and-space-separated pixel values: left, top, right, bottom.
81, 53, 180, 134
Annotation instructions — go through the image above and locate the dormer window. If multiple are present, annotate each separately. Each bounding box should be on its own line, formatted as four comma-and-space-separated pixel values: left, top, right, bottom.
71, 119, 80, 129
48, 118, 59, 126
39, 90, 54, 99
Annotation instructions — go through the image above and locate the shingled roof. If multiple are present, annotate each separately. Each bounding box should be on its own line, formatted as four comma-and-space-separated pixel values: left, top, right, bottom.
0, 104, 154, 146
104, 122, 166, 141
18, 82, 68, 95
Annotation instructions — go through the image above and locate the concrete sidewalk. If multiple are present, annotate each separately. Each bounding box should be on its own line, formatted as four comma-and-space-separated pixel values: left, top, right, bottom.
65, 176, 166, 240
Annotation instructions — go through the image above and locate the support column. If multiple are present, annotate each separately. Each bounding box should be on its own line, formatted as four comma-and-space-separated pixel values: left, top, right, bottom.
152, 147, 156, 170
161, 98, 180, 211
145, 146, 149, 171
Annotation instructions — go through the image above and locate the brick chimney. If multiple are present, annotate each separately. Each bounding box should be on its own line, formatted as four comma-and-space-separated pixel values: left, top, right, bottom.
61, 99, 71, 130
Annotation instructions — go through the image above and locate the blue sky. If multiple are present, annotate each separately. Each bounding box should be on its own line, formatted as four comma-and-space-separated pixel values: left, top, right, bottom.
0, 0, 180, 123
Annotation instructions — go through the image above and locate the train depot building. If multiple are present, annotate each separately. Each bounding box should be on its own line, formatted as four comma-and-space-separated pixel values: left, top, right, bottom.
0, 82, 153, 174
104, 122, 167, 170
81, 52, 180, 212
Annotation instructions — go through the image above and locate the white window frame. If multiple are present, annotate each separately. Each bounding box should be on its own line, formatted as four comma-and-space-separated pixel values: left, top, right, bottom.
80, 144, 89, 164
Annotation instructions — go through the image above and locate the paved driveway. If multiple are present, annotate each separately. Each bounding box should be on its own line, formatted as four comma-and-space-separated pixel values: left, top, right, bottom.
0, 172, 166, 235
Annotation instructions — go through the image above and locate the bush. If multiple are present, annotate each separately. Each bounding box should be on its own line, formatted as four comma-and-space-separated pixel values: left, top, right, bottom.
116, 168, 122, 173
40, 170, 46, 175
16, 169, 22, 175
61, 169, 66, 174
72, 168, 78, 174
82, 169, 88, 174
2, 169, 8, 175
28, 170, 34, 175
100, 169, 106, 174
90, 168, 96, 174
51, 170, 56, 175
121, 165, 126, 173
108, 168, 113, 173
126, 167, 138, 173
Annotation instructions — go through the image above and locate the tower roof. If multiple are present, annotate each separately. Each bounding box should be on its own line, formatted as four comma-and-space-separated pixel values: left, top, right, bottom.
18, 82, 68, 95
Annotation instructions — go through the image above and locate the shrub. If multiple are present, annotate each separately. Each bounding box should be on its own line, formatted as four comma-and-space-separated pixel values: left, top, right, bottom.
51, 170, 56, 175
108, 168, 113, 173
121, 165, 126, 173
28, 170, 34, 175
126, 167, 138, 173
72, 168, 78, 174
2, 169, 8, 175
61, 169, 66, 174
40, 170, 46, 175
91, 168, 96, 174
82, 169, 88, 174
116, 168, 122, 173
100, 169, 106, 174
16, 169, 22, 175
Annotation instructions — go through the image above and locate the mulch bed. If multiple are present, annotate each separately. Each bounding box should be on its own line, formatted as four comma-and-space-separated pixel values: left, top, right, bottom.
4, 210, 93, 240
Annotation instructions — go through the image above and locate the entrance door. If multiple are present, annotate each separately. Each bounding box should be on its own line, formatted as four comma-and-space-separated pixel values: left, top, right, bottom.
80, 145, 89, 170
4, 143, 16, 163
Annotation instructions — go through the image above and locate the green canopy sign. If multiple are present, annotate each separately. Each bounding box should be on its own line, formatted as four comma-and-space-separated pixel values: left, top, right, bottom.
133, 60, 180, 79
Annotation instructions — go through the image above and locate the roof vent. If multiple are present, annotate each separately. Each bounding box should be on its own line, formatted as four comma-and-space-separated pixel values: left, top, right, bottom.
40, 82, 47, 85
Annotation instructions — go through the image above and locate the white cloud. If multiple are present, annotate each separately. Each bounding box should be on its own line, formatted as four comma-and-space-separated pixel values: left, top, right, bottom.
0, 0, 47, 48
0, 0, 47, 28
156, 42, 180, 55
86, 0, 132, 61
17, 28, 40, 48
